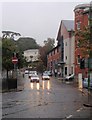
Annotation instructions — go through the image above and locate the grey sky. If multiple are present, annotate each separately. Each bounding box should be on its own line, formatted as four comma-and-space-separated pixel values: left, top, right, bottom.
2, 1, 91, 45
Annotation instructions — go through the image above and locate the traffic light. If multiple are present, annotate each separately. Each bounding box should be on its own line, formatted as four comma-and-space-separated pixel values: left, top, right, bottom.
80, 58, 85, 69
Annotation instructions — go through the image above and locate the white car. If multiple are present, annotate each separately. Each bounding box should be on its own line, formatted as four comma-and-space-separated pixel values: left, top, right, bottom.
65, 74, 74, 81
30, 74, 39, 83
25, 70, 29, 74
29, 71, 38, 78
42, 73, 50, 80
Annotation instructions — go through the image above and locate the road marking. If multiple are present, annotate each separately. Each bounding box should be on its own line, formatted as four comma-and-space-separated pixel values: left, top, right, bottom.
66, 114, 73, 118
77, 109, 80, 112
76, 107, 83, 112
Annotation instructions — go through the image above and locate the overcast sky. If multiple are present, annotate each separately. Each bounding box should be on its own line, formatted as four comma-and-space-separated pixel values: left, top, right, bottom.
1, 1, 91, 45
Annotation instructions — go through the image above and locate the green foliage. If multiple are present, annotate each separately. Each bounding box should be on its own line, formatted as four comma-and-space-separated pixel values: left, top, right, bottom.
75, 25, 92, 57
2, 31, 21, 40
2, 38, 16, 70
2, 38, 27, 71
16, 37, 40, 51
39, 38, 55, 68
17, 51, 27, 68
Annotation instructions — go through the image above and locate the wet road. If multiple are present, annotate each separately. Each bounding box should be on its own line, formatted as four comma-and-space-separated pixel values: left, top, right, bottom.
2, 74, 92, 119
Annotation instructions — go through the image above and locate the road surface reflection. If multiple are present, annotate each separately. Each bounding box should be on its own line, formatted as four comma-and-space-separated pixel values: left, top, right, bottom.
30, 80, 51, 90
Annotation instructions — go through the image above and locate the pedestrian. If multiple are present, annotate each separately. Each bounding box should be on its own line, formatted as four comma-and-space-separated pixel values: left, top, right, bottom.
23, 73, 24, 78
58, 71, 61, 77
54, 69, 57, 77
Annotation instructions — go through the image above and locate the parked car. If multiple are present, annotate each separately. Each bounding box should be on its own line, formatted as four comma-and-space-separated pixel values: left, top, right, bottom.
25, 70, 29, 74
65, 74, 74, 81
29, 71, 37, 78
42, 73, 50, 80
44, 71, 52, 76
83, 78, 92, 89
30, 74, 39, 83
47, 71, 52, 76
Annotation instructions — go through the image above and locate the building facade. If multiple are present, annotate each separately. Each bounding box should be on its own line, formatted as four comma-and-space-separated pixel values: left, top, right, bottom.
47, 20, 75, 77
74, 3, 90, 79
24, 49, 39, 62
56, 20, 75, 77
47, 45, 61, 75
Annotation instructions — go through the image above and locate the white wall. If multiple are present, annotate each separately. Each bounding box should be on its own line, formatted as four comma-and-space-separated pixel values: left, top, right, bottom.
64, 36, 75, 76
24, 49, 39, 62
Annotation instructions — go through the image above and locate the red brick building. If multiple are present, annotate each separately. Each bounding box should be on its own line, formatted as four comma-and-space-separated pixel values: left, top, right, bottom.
47, 45, 61, 75
74, 3, 90, 79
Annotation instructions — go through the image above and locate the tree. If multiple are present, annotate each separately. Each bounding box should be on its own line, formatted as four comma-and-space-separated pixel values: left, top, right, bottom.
16, 37, 40, 51
2, 31, 21, 40
2, 38, 17, 78
2, 38, 26, 78
44, 38, 55, 52
75, 25, 92, 57
39, 38, 55, 69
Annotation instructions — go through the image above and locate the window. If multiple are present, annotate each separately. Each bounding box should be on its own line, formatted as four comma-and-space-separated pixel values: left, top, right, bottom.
54, 50, 55, 54
51, 61, 52, 67
77, 22, 81, 30
65, 42, 67, 46
65, 67, 67, 75
77, 55, 80, 64
71, 67, 73, 74
66, 56, 67, 60
57, 47, 59, 52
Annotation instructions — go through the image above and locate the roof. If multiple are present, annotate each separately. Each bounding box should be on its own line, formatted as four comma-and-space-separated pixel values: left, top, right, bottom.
62, 20, 74, 31
47, 44, 60, 55
74, 3, 90, 11
57, 20, 74, 40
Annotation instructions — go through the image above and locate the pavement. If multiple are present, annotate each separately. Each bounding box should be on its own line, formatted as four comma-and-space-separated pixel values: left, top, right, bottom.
57, 76, 92, 108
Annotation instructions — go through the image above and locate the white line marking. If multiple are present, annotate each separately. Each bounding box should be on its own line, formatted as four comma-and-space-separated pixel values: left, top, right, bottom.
77, 109, 80, 112
77, 107, 83, 112
67, 114, 73, 118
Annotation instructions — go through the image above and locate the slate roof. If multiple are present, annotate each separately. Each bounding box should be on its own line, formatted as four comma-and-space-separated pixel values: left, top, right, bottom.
62, 20, 74, 31
57, 20, 74, 40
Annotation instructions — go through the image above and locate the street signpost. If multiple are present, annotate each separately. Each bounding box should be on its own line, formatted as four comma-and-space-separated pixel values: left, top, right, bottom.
12, 56, 18, 79
12, 57, 18, 64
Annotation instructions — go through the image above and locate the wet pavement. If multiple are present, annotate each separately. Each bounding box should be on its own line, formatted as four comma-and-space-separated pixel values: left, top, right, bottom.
2, 74, 92, 119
